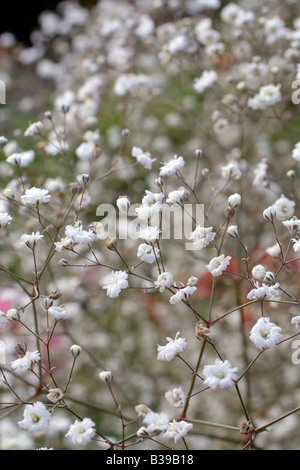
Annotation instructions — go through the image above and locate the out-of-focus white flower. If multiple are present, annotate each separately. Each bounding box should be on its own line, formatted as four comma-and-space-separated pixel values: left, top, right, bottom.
0, 311, 7, 329
292, 237, 300, 253
203, 359, 238, 389
282, 217, 300, 234
48, 306, 68, 320
132, 146, 156, 169
247, 84, 282, 110
205, 254, 231, 277
154, 272, 174, 292
116, 197, 130, 214
165, 387, 186, 408
247, 282, 280, 300
266, 243, 281, 258
263, 206, 277, 222
159, 155, 185, 177
0, 212, 12, 228
21, 187, 51, 205
292, 142, 300, 162
7, 151, 35, 168
291, 316, 300, 328
193, 70, 218, 93
65, 418, 96, 445
249, 317, 283, 349
189, 225, 216, 250
20, 232, 44, 249
11, 350, 41, 374
18, 402, 51, 434
65, 222, 95, 245
166, 189, 185, 205
54, 236, 74, 252
271, 195, 295, 221
137, 243, 160, 264
253, 159, 268, 186
102, 271, 129, 298
252, 265, 266, 281
24, 121, 43, 137
0, 136, 8, 149
164, 420, 193, 444
221, 162, 242, 180
75, 141, 96, 160
157, 332, 187, 361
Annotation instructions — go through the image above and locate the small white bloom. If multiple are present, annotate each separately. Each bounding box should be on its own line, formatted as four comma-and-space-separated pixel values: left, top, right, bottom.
75, 141, 95, 160
137, 243, 160, 264
169, 286, 197, 304
165, 387, 186, 408
48, 305, 68, 320
21, 187, 51, 205
6, 150, 35, 168
157, 332, 187, 361
205, 254, 231, 277
292, 237, 300, 253
228, 193, 241, 209
139, 225, 160, 242
189, 225, 216, 250
154, 272, 174, 292
20, 231, 44, 249
0, 212, 12, 228
132, 146, 156, 169
247, 282, 280, 300
159, 155, 185, 177
249, 317, 283, 349
24, 121, 43, 137
142, 411, 169, 436
18, 402, 51, 434
282, 217, 300, 234
54, 236, 74, 252
116, 197, 130, 214
166, 189, 185, 205
65, 222, 95, 245
65, 418, 96, 445
292, 142, 300, 162
193, 70, 218, 94
0, 311, 7, 329
102, 271, 129, 298
271, 195, 295, 221
251, 265, 266, 281
203, 359, 238, 390
164, 420, 193, 444
221, 162, 241, 180
247, 84, 282, 110
11, 350, 41, 374
266, 243, 281, 258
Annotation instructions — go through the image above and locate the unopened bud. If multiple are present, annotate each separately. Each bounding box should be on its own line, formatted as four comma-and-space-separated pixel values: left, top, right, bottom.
251, 264, 266, 281
3, 188, 15, 200
47, 388, 64, 403
81, 174, 90, 185
15, 343, 27, 355
264, 271, 276, 284
122, 129, 130, 138
42, 297, 54, 310
0, 136, 8, 150
195, 322, 210, 340
287, 169, 295, 179
105, 238, 118, 251
228, 193, 241, 209
49, 289, 62, 300
227, 225, 240, 238
194, 148, 203, 158
187, 276, 198, 286
116, 196, 130, 214
263, 206, 276, 222
99, 370, 113, 383
59, 259, 69, 267
70, 344, 82, 358
6, 308, 20, 322
136, 427, 150, 440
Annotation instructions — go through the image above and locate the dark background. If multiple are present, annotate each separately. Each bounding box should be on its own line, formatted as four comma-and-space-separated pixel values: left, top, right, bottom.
0, 0, 97, 44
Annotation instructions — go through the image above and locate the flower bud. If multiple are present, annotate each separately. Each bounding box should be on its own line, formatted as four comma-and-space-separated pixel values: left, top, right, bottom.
99, 370, 113, 384
264, 271, 276, 284
228, 193, 241, 209
122, 128, 130, 138
15, 342, 27, 355
187, 276, 198, 286
70, 344, 82, 358
263, 206, 276, 222
251, 264, 266, 281
47, 388, 64, 403
44, 111, 53, 120
3, 188, 15, 200
195, 322, 210, 340
0, 136, 8, 150
116, 196, 130, 214
136, 427, 150, 440
287, 169, 295, 179
105, 238, 118, 251
194, 149, 203, 158
42, 297, 54, 310
81, 174, 90, 185
227, 225, 240, 238
6, 308, 20, 322
59, 259, 69, 267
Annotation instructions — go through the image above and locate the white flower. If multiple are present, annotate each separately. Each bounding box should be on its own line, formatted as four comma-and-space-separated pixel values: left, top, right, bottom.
282, 217, 300, 234
165, 387, 186, 408
253, 159, 268, 186
142, 411, 169, 435
292, 237, 300, 253
271, 195, 295, 221
0, 311, 7, 329
48, 305, 68, 320
18, 402, 51, 434
20, 231, 44, 249
0, 212, 12, 228
249, 317, 283, 349
292, 142, 300, 162
189, 225, 216, 250
266, 243, 281, 258
159, 155, 185, 177
137, 243, 160, 264
139, 225, 160, 242
154, 272, 174, 292
75, 141, 95, 160
21, 187, 51, 205
247, 84, 282, 110
202, 359, 238, 389
54, 236, 74, 252
291, 316, 300, 328
65, 222, 95, 245
193, 70, 218, 94
116, 197, 130, 214
247, 282, 280, 300
205, 254, 231, 277
11, 350, 41, 374
65, 418, 96, 445
221, 162, 241, 180
263, 206, 276, 222
142, 191, 164, 207
169, 286, 197, 304
157, 332, 187, 361
164, 420, 193, 444
102, 271, 129, 298
132, 146, 156, 169
166, 189, 185, 205
251, 265, 266, 281
6, 150, 35, 167
24, 121, 43, 137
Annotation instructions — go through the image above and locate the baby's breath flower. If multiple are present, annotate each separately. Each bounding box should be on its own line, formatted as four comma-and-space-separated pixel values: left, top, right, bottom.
21, 187, 51, 205
249, 317, 283, 349
205, 254, 231, 277
24, 121, 43, 137
20, 232, 44, 249
102, 271, 129, 298
154, 272, 174, 292
157, 332, 187, 361
159, 155, 185, 177
203, 359, 238, 390
18, 402, 51, 434
65, 418, 96, 445
11, 350, 41, 374
0, 212, 12, 228
164, 420, 193, 444
165, 387, 186, 408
